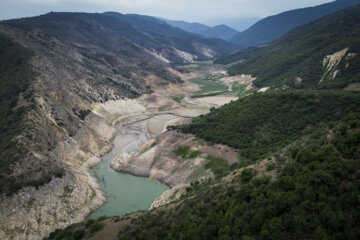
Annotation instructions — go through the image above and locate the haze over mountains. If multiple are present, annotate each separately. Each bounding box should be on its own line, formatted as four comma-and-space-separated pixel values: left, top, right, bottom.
230, 0, 360, 48
204, 17, 261, 32
217, 4, 360, 90
160, 18, 239, 41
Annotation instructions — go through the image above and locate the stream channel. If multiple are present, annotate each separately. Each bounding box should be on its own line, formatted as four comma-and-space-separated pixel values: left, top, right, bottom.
87, 126, 169, 219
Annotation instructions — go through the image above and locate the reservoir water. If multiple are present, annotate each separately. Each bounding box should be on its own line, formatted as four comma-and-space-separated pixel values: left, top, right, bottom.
88, 128, 169, 219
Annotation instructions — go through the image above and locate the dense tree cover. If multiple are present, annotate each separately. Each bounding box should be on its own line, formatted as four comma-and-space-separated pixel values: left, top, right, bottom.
216, 5, 360, 89
174, 146, 202, 160
45, 91, 360, 239
0, 33, 35, 194
47, 218, 105, 240
119, 117, 360, 240
180, 91, 360, 161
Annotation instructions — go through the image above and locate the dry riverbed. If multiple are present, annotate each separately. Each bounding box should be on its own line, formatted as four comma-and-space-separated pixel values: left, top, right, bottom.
0, 62, 251, 240
89, 62, 250, 217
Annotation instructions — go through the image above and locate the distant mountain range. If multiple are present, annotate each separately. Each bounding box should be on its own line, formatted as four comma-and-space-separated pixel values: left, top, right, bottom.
216, 3, 360, 90
102, 12, 239, 59
203, 17, 261, 32
230, 0, 360, 48
159, 18, 238, 41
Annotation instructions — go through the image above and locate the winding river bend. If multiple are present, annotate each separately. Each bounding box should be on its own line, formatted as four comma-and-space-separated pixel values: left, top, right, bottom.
88, 126, 169, 219
87, 83, 237, 219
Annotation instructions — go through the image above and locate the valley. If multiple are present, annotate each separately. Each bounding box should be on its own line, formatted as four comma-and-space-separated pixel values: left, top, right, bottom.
0, 11, 240, 239
87, 62, 242, 219
0, 60, 246, 239
1, 1, 360, 239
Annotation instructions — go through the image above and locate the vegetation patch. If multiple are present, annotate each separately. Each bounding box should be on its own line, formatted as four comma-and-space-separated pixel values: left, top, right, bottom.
216, 5, 360, 89
118, 116, 360, 240
205, 155, 230, 178
240, 168, 254, 183
172, 97, 183, 104
174, 146, 202, 159
0, 32, 36, 195
190, 76, 228, 95
140, 141, 157, 154
180, 90, 360, 162
73, 108, 91, 121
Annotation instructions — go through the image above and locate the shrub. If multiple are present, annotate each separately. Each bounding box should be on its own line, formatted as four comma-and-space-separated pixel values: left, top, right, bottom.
240, 168, 254, 183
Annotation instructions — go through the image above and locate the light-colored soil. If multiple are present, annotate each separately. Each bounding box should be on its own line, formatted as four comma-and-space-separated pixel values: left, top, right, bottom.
219, 74, 256, 91
195, 95, 238, 106
344, 83, 360, 91
1, 60, 244, 240
102, 62, 246, 211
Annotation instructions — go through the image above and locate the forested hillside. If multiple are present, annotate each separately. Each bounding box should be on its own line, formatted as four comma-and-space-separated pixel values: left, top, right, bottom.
0, 33, 38, 195
47, 90, 360, 240
120, 119, 360, 240
230, 0, 360, 48
216, 4, 360, 90
180, 91, 360, 161
159, 18, 238, 41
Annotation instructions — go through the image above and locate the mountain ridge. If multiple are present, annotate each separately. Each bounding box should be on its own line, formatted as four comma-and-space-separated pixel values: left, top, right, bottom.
230, 0, 360, 48
159, 17, 238, 41
102, 11, 239, 58
0, 11, 238, 239
216, 4, 360, 90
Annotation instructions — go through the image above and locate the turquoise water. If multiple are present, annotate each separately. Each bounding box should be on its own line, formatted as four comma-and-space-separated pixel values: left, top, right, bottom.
88, 130, 169, 219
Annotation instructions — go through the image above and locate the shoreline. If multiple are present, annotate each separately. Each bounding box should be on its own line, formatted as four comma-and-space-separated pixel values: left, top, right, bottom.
82, 93, 237, 219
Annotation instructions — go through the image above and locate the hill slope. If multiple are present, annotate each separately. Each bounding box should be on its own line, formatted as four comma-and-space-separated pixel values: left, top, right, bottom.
47, 90, 360, 240
102, 12, 239, 60
0, 12, 185, 194
118, 92, 360, 240
216, 4, 360, 89
0, 12, 237, 239
230, 0, 360, 48
180, 91, 360, 160
160, 18, 238, 41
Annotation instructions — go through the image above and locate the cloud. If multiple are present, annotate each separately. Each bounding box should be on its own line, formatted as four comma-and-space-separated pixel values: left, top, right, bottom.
0, 0, 333, 21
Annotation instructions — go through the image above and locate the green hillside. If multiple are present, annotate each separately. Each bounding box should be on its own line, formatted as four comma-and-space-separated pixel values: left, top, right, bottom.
180, 91, 360, 161
0, 33, 35, 195
47, 91, 360, 240
25, 4, 360, 240
217, 5, 360, 89
120, 121, 360, 240
230, 0, 360, 48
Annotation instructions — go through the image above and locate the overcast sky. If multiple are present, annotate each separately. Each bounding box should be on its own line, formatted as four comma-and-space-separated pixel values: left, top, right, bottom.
0, 0, 333, 23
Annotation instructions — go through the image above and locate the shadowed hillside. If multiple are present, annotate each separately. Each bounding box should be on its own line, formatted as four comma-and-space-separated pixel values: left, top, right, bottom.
230, 0, 360, 48
217, 4, 360, 90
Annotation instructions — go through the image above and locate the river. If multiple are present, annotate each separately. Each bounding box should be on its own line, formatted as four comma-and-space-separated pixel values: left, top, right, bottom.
87, 127, 169, 219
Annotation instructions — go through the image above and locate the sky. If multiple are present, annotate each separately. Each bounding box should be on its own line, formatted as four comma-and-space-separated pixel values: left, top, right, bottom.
0, 0, 334, 25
